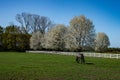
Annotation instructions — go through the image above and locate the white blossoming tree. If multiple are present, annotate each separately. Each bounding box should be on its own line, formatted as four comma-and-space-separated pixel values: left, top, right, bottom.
30, 31, 44, 50
94, 32, 110, 52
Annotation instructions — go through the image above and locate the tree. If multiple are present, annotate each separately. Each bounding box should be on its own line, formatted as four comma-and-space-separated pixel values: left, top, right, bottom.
0, 26, 4, 34
0, 26, 4, 50
0, 26, 4, 43
44, 24, 67, 51
30, 31, 44, 50
16, 12, 52, 34
2, 25, 20, 50
65, 15, 95, 51
94, 32, 110, 52
2, 25, 31, 51
17, 33, 31, 51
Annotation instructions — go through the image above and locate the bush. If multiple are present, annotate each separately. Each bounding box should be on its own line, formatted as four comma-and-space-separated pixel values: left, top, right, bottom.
107, 47, 120, 53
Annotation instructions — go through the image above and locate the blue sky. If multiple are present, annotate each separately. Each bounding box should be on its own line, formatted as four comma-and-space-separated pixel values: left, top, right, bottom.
0, 0, 120, 47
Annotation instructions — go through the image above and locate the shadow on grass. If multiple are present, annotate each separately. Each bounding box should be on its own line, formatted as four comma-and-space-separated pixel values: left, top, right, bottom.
21, 66, 39, 68
85, 62, 94, 65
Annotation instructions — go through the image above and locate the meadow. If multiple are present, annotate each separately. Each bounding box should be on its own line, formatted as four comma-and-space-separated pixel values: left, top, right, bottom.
0, 52, 120, 80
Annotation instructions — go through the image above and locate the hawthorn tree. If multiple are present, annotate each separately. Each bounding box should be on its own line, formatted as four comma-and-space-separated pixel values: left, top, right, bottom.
94, 32, 110, 52
44, 24, 67, 51
30, 31, 44, 50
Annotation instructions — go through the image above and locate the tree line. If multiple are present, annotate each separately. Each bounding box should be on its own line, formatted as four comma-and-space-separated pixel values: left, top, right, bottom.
29, 13, 110, 52
0, 12, 110, 52
0, 25, 30, 51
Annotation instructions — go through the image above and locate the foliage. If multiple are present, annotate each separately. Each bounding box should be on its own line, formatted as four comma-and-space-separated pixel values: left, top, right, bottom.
0, 26, 4, 34
44, 24, 67, 51
30, 31, 44, 50
95, 32, 110, 52
0, 13, 112, 52
107, 47, 120, 53
2, 25, 31, 51
65, 15, 95, 51
0, 52, 120, 80
2, 25, 19, 50
0, 26, 4, 51
16, 33, 31, 51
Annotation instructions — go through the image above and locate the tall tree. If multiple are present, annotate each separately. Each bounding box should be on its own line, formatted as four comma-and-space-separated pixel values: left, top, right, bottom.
0, 26, 4, 50
16, 12, 52, 34
30, 31, 44, 50
2, 25, 31, 51
65, 15, 95, 51
0, 26, 4, 34
2, 25, 20, 50
17, 33, 31, 51
44, 24, 67, 50
94, 32, 110, 52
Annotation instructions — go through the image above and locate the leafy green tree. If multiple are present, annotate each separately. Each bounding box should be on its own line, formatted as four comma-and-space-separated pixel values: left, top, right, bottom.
16, 33, 31, 51
0, 26, 4, 43
0, 26, 4, 34
0, 26, 4, 50
2, 25, 20, 50
2, 25, 31, 51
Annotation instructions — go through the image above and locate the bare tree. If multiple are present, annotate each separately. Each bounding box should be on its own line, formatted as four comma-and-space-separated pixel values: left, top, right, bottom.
16, 13, 31, 33
94, 32, 110, 52
65, 15, 95, 51
16, 12, 52, 34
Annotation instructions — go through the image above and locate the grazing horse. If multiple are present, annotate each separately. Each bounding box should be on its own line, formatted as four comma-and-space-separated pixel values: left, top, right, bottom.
76, 53, 85, 64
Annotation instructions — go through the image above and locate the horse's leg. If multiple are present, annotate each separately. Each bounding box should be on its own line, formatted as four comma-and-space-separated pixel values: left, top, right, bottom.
76, 57, 79, 63
76, 56, 80, 63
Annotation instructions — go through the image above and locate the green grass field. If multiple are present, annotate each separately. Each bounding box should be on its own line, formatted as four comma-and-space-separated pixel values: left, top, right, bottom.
0, 52, 120, 80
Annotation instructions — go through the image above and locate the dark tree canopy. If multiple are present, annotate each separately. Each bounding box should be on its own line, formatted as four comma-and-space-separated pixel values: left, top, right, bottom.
1, 25, 31, 51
